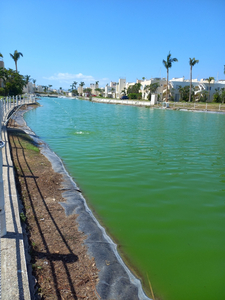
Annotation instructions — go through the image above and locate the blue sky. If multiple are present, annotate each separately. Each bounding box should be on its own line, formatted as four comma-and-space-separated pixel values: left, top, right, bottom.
1, 0, 224, 89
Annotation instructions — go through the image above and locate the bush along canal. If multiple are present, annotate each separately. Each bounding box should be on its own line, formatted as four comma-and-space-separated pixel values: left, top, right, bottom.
23, 97, 225, 300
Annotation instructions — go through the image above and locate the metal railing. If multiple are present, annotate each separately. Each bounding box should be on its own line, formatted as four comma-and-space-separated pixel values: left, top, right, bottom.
161, 101, 225, 111
0, 94, 36, 237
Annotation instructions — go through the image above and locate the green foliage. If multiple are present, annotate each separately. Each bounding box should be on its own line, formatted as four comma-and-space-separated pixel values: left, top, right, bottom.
144, 82, 160, 100
0, 87, 5, 96
198, 91, 208, 102
20, 212, 26, 223
128, 92, 142, 100
213, 92, 221, 103
221, 89, 225, 103
213, 88, 225, 103
189, 57, 199, 67
9, 50, 23, 72
163, 52, 178, 69
0, 67, 26, 96
178, 85, 192, 102
127, 83, 141, 94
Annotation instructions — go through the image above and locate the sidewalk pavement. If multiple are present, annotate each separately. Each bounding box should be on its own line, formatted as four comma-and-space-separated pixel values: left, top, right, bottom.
1, 123, 31, 300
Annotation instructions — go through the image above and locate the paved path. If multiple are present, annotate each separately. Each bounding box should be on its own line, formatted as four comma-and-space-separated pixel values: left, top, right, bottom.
1, 123, 31, 300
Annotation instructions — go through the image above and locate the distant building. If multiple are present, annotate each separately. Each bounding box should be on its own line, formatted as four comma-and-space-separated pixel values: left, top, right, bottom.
23, 82, 34, 93
36, 85, 44, 93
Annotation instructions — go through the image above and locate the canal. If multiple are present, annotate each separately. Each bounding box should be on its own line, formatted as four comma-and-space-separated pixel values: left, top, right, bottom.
24, 97, 225, 300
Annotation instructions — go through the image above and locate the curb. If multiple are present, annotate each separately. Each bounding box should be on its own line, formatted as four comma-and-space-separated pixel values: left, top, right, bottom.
1, 123, 31, 300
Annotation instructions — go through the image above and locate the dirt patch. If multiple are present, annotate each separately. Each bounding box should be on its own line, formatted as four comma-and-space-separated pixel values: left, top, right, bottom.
8, 118, 99, 300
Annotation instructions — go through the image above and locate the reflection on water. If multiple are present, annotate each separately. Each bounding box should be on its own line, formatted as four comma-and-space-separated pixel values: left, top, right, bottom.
24, 98, 225, 300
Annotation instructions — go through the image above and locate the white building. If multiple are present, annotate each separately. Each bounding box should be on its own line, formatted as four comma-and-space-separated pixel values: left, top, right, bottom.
23, 82, 34, 93
36, 85, 44, 93
169, 77, 225, 102
141, 78, 167, 101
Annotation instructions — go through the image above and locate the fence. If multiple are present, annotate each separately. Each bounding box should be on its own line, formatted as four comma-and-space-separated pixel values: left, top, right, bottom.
161, 101, 225, 111
0, 94, 36, 237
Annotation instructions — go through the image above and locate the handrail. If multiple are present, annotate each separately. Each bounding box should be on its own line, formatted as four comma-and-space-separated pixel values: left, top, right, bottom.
0, 94, 36, 237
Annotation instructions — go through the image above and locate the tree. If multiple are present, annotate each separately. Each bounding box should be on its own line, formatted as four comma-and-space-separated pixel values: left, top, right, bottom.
95, 81, 99, 86
72, 81, 77, 89
127, 83, 141, 94
206, 77, 214, 102
221, 88, 225, 104
163, 52, 178, 102
213, 89, 221, 103
213, 88, 225, 103
0, 53, 3, 59
0, 67, 26, 95
95, 88, 101, 96
32, 79, 36, 92
25, 75, 31, 86
144, 82, 160, 100
121, 87, 127, 95
83, 87, 92, 95
111, 87, 115, 97
142, 77, 145, 81
198, 90, 208, 102
189, 58, 199, 102
178, 85, 191, 102
9, 50, 23, 73
79, 82, 85, 95
42, 86, 48, 93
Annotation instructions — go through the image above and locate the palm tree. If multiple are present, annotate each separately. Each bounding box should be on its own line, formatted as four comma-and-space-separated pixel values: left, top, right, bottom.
189, 58, 199, 102
121, 87, 127, 95
79, 82, 85, 94
95, 81, 99, 86
0, 53, 3, 59
25, 75, 31, 92
144, 82, 160, 100
80, 82, 85, 88
25, 75, 31, 86
72, 81, 77, 89
206, 77, 215, 102
163, 52, 178, 102
32, 79, 36, 92
10, 50, 23, 72
111, 87, 115, 98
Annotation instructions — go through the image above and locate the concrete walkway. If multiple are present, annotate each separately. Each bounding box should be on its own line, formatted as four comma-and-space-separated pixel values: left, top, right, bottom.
1, 123, 31, 300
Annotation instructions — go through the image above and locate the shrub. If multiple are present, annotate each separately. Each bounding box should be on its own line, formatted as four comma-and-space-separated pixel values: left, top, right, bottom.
0, 87, 5, 96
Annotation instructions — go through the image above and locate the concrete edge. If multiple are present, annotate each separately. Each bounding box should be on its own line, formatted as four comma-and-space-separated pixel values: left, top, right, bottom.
1, 123, 31, 300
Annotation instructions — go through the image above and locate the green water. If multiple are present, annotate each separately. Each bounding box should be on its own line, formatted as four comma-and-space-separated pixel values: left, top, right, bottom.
24, 98, 225, 300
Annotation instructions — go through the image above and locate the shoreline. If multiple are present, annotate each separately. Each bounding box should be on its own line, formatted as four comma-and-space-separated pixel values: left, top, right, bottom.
12, 104, 151, 300
39, 95, 225, 114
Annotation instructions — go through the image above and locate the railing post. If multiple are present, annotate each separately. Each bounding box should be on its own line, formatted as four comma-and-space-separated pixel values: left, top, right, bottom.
19, 95, 21, 105
0, 140, 6, 237
16, 95, 18, 106
4, 97, 6, 115
0, 99, 6, 237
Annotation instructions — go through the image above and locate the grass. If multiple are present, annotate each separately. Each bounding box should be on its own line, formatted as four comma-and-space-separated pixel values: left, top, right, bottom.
9, 128, 39, 153
20, 212, 27, 223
